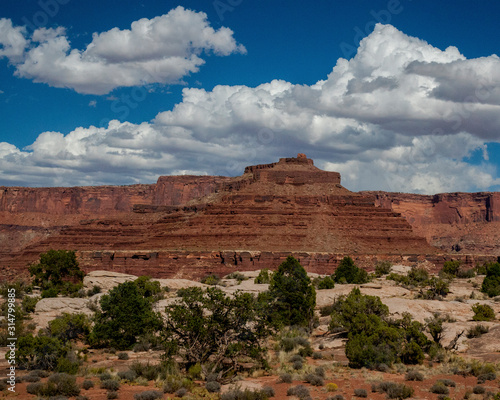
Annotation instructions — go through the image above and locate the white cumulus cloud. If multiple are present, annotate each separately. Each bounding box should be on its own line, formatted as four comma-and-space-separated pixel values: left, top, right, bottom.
0, 7, 245, 94
1, 24, 499, 193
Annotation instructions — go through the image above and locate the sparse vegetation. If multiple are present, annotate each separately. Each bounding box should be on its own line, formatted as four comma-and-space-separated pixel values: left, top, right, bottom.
405, 369, 424, 381
201, 274, 220, 285
481, 262, 500, 297
266, 256, 316, 328
333, 256, 369, 284
328, 288, 430, 369
467, 324, 490, 338
134, 390, 163, 400
254, 269, 271, 284
163, 286, 271, 381
28, 250, 84, 296
375, 261, 393, 277
88, 280, 163, 350
354, 388, 368, 397
472, 303, 495, 321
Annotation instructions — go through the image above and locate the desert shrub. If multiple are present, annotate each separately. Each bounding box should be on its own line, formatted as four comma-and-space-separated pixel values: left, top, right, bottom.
117, 352, 129, 360
82, 380, 94, 390
304, 373, 324, 386
457, 268, 476, 279
133, 337, 152, 352
279, 373, 292, 383
287, 385, 310, 399
23, 373, 41, 382
375, 261, 392, 276
386, 272, 409, 285
385, 383, 414, 399
107, 391, 118, 399
372, 382, 414, 399
405, 370, 424, 381
163, 375, 187, 394
22, 295, 40, 313
42, 287, 60, 298
99, 371, 113, 381
426, 313, 445, 344
201, 274, 220, 285
266, 256, 316, 328
117, 369, 137, 381
87, 285, 101, 297
164, 287, 270, 381
55, 352, 81, 374
326, 383, 338, 392
481, 262, 500, 297
76, 396, 89, 400
293, 360, 303, 370
333, 257, 369, 284
134, 276, 163, 301
437, 379, 456, 387
315, 366, 325, 378
16, 333, 71, 371
298, 345, 313, 357
469, 360, 497, 377
89, 281, 163, 350
327, 396, 344, 400
332, 289, 429, 369
206, 373, 218, 382
289, 354, 303, 363
467, 324, 490, 338
442, 260, 461, 277
226, 272, 247, 282
477, 372, 496, 383
47, 312, 91, 343
29, 250, 84, 296
408, 266, 429, 284
27, 382, 44, 394
328, 287, 389, 333
187, 363, 202, 379
134, 390, 163, 400
472, 304, 495, 321
44, 373, 81, 397
354, 388, 368, 397
262, 386, 275, 398
221, 387, 273, 400
473, 385, 486, 394
314, 276, 335, 290
206, 381, 221, 393
129, 362, 161, 381
101, 379, 120, 391
279, 332, 310, 353
0, 280, 31, 298
320, 304, 335, 317
430, 382, 449, 395
175, 387, 188, 398
254, 269, 271, 284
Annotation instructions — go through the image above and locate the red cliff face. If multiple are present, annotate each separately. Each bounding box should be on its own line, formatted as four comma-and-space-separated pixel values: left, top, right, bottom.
0, 156, 498, 281
367, 192, 500, 255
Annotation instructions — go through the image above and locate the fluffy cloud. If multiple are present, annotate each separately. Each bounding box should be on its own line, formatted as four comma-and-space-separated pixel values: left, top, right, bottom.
1, 24, 500, 193
0, 18, 28, 62
0, 7, 245, 94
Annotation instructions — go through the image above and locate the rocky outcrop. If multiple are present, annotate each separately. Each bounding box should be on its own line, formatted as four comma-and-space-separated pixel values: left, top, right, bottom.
1, 156, 440, 278
1, 155, 499, 280
367, 191, 500, 254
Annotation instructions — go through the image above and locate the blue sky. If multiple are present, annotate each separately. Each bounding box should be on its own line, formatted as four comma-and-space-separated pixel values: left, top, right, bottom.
0, 0, 499, 193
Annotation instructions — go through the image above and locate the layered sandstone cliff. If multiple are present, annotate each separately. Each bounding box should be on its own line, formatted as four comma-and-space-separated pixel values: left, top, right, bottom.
366, 191, 500, 255
0, 155, 498, 280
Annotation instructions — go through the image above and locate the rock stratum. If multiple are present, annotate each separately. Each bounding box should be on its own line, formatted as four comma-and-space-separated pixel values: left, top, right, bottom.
0, 155, 498, 280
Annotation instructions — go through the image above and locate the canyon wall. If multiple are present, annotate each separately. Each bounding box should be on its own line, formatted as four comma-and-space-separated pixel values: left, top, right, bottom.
366, 192, 500, 255
1, 157, 499, 281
